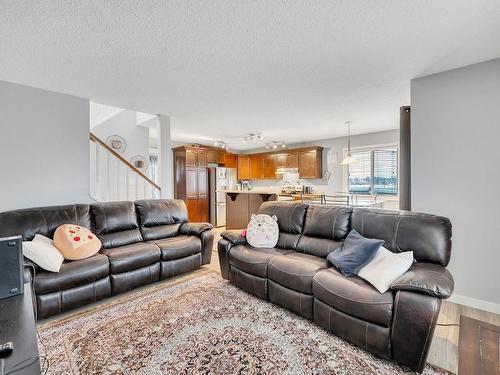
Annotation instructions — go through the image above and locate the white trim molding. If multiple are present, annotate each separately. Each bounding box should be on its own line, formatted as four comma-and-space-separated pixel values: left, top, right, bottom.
448, 293, 500, 315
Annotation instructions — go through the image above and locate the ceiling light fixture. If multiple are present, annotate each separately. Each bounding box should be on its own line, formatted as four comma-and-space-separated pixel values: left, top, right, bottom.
214, 141, 226, 149
242, 133, 263, 144
265, 141, 286, 150
340, 121, 357, 165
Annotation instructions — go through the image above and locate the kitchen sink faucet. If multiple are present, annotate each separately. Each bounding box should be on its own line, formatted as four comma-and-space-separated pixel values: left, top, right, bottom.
241, 180, 252, 191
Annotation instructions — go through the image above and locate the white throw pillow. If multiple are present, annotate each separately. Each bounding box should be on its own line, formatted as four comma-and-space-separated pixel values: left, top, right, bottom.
246, 214, 279, 248
23, 234, 64, 273
357, 246, 414, 293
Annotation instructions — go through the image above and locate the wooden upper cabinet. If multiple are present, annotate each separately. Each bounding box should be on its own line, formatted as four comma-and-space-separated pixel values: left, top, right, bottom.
224, 153, 238, 168
186, 149, 197, 167
263, 154, 277, 179
249, 155, 263, 179
206, 150, 218, 164
287, 153, 299, 168
197, 149, 208, 167
298, 148, 322, 178
237, 155, 250, 179
217, 151, 225, 164
276, 153, 287, 169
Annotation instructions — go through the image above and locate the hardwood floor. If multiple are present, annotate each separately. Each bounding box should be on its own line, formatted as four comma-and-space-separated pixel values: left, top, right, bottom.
208, 227, 500, 374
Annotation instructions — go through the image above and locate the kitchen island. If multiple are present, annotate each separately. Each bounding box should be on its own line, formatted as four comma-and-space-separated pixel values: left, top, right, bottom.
220, 190, 278, 230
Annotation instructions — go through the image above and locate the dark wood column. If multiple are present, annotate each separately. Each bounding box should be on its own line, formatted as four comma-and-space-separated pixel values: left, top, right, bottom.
399, 106, 411, 210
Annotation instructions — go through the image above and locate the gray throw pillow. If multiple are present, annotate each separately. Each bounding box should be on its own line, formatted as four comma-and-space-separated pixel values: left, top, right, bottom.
327, 229, 384, 277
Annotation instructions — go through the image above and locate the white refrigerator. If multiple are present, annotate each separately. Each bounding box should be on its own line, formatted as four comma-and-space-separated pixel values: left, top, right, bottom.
209, 167, 237, 227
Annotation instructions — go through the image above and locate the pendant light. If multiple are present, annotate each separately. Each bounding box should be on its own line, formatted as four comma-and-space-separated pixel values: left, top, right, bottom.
340, 121, 357, 165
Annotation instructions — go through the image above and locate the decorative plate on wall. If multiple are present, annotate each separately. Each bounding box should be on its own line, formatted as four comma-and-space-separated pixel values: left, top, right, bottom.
105, 135, 127, 154
130, 155, 149, 173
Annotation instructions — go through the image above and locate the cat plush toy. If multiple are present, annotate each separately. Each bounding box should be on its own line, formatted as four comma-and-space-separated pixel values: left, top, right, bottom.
245, 214, 279, 248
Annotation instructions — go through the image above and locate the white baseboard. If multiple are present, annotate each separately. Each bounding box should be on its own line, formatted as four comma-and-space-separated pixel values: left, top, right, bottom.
448, 293, 500, 315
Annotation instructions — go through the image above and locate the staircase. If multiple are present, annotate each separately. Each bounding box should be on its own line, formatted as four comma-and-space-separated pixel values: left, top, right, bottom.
89, 132, 160, 202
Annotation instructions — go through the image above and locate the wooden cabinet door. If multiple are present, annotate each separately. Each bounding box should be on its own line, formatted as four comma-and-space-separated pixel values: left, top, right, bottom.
263, 154, 277, 179
225, 153, 238, 168
186, 198, 198, 222
287, 153, 299, 168
186, 167, 198, 198
298, 150, 318, 178
276, 153, 287, 169
237, 155, 250, 179
206, 150, 218, 164
217, 151, 225, 164
197, 168, 208, 198
197, 150, 208, 167
249, 155, 263, 179
197, 198, 209, 222
186, 149, 197, 167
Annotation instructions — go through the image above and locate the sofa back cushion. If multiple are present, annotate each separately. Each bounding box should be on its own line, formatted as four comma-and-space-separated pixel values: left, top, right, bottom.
91, 201, 142, 248
296, 205, 352, 257
258, 201, 308, 249
352, 208, 452, 266
135, 199, 188, 241
0, 204, 92, 241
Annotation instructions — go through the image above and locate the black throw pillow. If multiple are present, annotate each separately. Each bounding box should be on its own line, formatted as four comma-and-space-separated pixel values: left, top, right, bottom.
327, 229, 384, 277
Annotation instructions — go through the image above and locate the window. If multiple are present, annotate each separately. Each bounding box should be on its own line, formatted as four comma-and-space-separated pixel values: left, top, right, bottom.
348, 147, 398, 195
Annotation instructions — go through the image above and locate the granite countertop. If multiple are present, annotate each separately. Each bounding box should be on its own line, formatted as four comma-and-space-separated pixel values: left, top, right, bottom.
217, 189, 279, 195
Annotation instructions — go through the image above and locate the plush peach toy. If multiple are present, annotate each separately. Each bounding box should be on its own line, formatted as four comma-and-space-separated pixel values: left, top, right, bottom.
53, 224, 101, 260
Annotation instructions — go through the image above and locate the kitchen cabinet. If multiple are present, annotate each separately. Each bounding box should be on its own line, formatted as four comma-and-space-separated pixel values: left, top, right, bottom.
298, 149, 322, 178
173, 146, 210, 222
249, 155, 264, 179
263, 154, 277, 179
287, 153, 299, 169
237, 155, 250, 179
277, 154, 287, 169
224, 153, 238, 168
206, 150, 218, 164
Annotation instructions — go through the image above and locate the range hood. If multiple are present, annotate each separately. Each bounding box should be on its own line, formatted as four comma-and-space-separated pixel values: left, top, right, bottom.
276, 167, 299, 174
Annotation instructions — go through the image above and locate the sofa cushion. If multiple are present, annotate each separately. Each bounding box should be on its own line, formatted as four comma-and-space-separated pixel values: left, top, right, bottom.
151, 235, 202, 261
100, 242, 160, 274
228, 245, 291, 278
352, 208, 452, 267
268, 252, 329, 294
258, 201, 308, 250
296, 236, 344, 258
312, 268, 393, 327
34, 254, 109, 294
91, 201, 143, 248
0, 204, 92, 241
135, 199, 188, 241
302, 205, 353, 240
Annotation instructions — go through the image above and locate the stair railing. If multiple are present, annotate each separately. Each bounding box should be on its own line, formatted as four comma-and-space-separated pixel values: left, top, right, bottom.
89, 132, 161, 202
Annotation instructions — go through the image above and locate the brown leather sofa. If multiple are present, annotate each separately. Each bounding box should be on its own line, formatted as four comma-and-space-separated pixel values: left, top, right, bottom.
0, 199, 214, 319
218, 201, 453, 373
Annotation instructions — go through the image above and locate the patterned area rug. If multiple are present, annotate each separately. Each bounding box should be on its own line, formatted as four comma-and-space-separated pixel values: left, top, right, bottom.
38, 270, 447, 374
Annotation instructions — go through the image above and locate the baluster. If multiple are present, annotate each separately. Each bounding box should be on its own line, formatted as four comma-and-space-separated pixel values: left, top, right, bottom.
116, 157, 119, 201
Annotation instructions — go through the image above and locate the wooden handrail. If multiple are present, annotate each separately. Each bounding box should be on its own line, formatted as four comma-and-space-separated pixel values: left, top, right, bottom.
89, 132, 161, 191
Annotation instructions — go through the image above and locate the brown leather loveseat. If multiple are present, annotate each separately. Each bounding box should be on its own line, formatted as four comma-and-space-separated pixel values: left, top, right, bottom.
0, 199, 214, 319
218, 201, 453, 373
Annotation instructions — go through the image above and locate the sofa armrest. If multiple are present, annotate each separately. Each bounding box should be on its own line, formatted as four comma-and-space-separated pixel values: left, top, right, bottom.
220, 230, 247, 245
179, 222, 213, 236
391, 262, 454, 299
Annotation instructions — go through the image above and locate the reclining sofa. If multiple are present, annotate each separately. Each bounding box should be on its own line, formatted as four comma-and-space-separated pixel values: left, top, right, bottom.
0, 199, 214, 319
218, 201, 453, 372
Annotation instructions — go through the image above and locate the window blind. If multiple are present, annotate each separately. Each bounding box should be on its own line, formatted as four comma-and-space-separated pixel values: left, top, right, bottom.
373, 148, 398, 195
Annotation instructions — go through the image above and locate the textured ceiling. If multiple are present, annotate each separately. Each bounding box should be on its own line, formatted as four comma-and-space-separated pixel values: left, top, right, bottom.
2, 1, 500, 149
